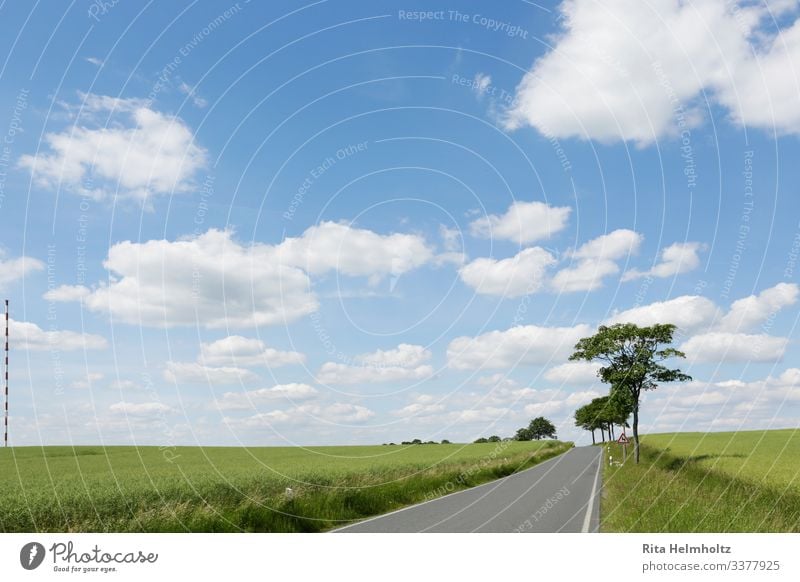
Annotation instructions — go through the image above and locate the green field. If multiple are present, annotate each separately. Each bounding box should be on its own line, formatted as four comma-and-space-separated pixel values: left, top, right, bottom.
0, 440, 571, 532
601, 429, 800, 532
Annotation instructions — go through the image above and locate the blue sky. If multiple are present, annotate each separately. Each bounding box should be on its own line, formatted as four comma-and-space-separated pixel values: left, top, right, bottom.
1, 0, 799, 446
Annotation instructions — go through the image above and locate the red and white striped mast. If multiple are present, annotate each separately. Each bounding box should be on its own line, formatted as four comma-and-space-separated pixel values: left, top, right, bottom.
4, 299, 8, 448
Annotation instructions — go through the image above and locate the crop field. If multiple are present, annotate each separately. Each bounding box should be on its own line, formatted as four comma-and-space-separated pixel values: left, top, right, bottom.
0, 440, 571, 532
601, 429, 800, 532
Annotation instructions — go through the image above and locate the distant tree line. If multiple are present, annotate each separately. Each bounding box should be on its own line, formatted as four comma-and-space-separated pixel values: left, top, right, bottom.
473, 416, 558, 443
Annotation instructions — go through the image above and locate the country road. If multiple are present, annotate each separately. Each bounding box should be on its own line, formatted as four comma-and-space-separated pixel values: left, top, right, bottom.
335, 446, 602, 533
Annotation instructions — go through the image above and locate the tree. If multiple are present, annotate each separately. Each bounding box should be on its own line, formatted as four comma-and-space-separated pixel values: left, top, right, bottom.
576, 403, 601, 443
514, 427, 533, 441
487, 435, 502, 442
528, 417, 557, 440
441, 439, 451, 444
473, 437, 489, 443
570, 323, 691, 463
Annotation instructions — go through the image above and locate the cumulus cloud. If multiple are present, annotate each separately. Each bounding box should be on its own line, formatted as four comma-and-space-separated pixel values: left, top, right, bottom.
608, 282, 797, 362
19, 93, 207, 201
524, 390, 600, 417
354, 343, 431, 367
459, 247, 556, 297
43, 284, 90, 302
227, 402, 374, 427
447, 324, 592, 370
317, 343, 434, 384
0, 253, 43, 290
394, 394, 447, 417
57, 223, 441, 329
649, 368, 800, 429
544, 361, 601, 385
74, 229, 317, 329
551, 229, 642, 292
623, 242, 705, 281
680, 332, 788, 363
606, 295, 720, 332
10, 319, 107, 351
199, 335, 305, 368
215, 383, 319, 411
718, 282, 799, 332
277, 221, 435, 280
504, 0, 800, 143
469, 201, 571, 244
163, 361, 258, 384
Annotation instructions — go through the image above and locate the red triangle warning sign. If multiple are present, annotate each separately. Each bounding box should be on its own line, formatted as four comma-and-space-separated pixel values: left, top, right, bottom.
617, 433, 630, 445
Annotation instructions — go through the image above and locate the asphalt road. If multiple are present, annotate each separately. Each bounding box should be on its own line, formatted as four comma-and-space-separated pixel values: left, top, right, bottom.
335, 446, 602, 533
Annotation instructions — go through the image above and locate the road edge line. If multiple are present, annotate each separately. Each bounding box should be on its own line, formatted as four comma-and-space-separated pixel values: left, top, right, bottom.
581, 448, 602, 533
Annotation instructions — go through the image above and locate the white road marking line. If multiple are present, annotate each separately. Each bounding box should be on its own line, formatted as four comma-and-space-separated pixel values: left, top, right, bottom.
581, 450, 602, 533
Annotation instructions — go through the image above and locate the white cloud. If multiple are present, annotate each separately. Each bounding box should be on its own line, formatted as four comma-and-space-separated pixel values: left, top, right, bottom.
649, 368, 800, 429
85, 57, 104, 67
504, 0, 800, 143
10, 319, 107, 351
551, 229, 642, 292
19, 93, 207, 201
43, 284, 90, 302
317, 343, 434, 385
163, 361, 258, 384
0, 253, 43, 289
447, 324, 592, 370
394, 394, 447, 417
469, 201, 571, 244
63, 224, 441, 329
719, 282, 799, 332
109, 401, 171, 417
315, 362, 433, 385
199, 335, 305, 368
550, 258, 621, 293
276, 221, 435, 280
354, 343, 431, 367
472, 73, 492, 97
606, 295, 720, 332
459, 247, 556, 297
623, 242, 705, 281
76, 229, 317, 328
680, 332, 788, 363
476, 373, 519, 389
227, 402, 374, 427
544, 361, 601, 385
439, 224, 462, 252
71, 372, 104, 390
178, 82, 208, 108
215, 383, 319, 411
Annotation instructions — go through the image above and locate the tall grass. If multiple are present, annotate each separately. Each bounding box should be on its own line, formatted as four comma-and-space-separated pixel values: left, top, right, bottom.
601, 430, 800, 532
0, 441, 571, 532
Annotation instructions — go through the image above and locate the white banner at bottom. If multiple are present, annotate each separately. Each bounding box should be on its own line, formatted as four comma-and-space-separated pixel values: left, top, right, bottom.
0, 533, 797, 581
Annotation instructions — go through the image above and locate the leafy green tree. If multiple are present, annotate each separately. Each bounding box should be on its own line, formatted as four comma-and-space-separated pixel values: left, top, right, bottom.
514, 427, 533, 441
528, 417, 557, 440
473, 437, 489, 444
574, 402, 603, 444
570, 323, 691, 463
487, 435, 502, 442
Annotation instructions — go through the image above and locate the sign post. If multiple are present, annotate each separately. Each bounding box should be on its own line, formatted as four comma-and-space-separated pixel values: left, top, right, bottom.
617, 432, 629, 463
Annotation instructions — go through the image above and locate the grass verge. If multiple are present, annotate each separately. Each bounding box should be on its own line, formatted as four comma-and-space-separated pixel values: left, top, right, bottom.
600, 430, 800, 532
